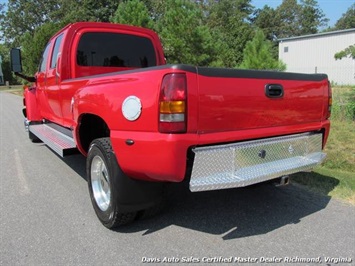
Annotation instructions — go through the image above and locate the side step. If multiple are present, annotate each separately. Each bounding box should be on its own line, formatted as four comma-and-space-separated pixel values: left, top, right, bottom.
29, 124, 78, 157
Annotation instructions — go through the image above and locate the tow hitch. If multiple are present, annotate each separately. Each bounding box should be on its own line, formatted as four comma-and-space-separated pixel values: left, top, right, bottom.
275, 175, 290, 187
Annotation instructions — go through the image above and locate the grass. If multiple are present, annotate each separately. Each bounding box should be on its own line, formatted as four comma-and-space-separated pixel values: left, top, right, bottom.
0, 85, 24, 96
292, 86, 355, 205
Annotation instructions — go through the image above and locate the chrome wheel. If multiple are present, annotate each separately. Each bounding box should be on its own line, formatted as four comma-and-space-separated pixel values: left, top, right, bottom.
91, 155, 111, 211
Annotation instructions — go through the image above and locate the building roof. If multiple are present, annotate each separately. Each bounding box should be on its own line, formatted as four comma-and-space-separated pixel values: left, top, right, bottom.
278, 28, 355, 42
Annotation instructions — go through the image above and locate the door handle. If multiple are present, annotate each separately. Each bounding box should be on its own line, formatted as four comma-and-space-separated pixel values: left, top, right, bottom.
265, 84, 284, 98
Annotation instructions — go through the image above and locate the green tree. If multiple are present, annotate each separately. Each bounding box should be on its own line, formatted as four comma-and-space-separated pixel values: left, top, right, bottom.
0, 0, 62, 46
78, 0, 119, 22
0, 44, 18, 84
334, 3, 355, 30
141, 0, 166, 23
334, 45, 355, 60
274, 0, 328, 38
240, 30, 286, 71
206, 0, 254, 67
252, 5, 279, 41
21, 22, 63, 75
251, 5, 280, 59
275, 0, 301, 38
0, 0, 118, 46
299, 0, 328, 34
111, 0, 154, 29
156, 0, 223, 66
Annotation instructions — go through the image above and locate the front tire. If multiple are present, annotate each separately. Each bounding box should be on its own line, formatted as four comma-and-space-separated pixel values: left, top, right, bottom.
87, 138, 137, 229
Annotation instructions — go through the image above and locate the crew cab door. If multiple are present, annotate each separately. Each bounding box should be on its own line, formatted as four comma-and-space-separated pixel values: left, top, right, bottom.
36, 35, 64, 124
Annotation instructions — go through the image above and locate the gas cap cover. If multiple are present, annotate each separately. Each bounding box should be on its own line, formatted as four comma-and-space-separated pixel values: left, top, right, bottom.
122, 96, 142, 121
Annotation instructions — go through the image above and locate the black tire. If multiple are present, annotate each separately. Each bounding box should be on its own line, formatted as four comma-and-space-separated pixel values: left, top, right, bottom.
87, 138, 137, 229
29, 131, 41, 143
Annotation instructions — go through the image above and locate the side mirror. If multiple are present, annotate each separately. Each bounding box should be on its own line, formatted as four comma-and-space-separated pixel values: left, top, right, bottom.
10, 48, 36, 82
10, 48, 23, 73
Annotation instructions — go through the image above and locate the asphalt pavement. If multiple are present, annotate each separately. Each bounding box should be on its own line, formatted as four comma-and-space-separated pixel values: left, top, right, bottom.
0, 91, 354, 266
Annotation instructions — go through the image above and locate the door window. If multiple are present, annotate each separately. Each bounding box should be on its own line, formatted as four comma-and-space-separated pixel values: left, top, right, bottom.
39, 43, 51, 72
50, 34, 64, 69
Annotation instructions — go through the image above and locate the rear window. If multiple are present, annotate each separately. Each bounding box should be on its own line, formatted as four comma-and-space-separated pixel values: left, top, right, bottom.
77, 32, 156, 68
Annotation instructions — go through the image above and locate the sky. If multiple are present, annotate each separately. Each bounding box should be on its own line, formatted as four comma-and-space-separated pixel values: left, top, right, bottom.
251, 0, 354, 28
0, 0, 353, 28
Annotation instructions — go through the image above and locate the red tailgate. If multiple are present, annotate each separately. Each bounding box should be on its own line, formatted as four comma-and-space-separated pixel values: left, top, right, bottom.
196, 68, 329, 133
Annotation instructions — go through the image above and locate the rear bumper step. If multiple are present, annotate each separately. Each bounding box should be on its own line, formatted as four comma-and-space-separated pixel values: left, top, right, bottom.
29, 124, 77, 157
190, 133, 325, 192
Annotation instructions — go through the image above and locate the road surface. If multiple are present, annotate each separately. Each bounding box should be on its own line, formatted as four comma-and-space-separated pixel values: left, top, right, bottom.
0, 91, 354, 265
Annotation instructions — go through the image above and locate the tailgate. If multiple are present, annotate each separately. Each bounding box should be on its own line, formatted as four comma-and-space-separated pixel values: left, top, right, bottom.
196, 67, 328, 133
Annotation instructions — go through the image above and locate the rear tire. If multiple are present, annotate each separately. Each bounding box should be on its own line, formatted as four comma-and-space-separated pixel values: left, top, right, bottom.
87, 138, 137, 229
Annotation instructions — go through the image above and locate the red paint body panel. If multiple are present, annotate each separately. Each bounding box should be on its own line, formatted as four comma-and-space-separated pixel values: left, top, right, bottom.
24, 22, 331, 183
197, 77, 328, 133
24, 88, 42, 121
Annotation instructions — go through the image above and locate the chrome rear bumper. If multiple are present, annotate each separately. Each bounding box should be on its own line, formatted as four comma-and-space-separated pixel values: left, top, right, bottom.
190, 133, 325, 192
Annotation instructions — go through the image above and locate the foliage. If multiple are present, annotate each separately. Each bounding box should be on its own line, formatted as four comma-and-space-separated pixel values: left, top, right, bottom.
331, 87, 355, 121
0, 44, 17, 84
252, 5, 279, 42
0, 0, 119, 46
252, 0, 328, 59
334, 3, 355, 30
0, 0, 349, 82
79, 0, 119, 22
155, 0, 224, 66
273, 0, 328, 39
0, 0, 61, 46
205, 0, 254, 67
299, 0, 328, 35
239, 30, 286, 71
111, 0, 154, 29
275, 0, 302, 38
21, 22, 64, 75
334, 45, 355, 60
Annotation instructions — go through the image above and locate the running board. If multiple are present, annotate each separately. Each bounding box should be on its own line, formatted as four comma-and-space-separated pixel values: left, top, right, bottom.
29, 124, 78, 157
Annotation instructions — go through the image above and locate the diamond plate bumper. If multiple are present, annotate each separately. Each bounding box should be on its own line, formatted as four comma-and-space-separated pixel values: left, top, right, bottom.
190, 133, 325, 192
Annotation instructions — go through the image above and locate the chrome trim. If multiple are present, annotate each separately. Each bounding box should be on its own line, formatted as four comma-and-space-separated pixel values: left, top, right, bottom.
190, 133, 326, 192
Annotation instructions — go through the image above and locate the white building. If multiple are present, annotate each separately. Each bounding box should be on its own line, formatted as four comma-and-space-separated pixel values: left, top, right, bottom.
279, 29, 355, 85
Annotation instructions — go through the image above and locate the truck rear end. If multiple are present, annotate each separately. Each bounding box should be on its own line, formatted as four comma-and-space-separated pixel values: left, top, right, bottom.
187, 67, 331, 191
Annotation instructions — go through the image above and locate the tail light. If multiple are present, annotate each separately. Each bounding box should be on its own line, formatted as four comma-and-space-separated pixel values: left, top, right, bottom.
326, 81, 332, 119
159, 73, 187, 133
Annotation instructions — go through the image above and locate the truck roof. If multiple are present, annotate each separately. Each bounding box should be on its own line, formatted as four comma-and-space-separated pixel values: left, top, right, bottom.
50, 22, 160, 42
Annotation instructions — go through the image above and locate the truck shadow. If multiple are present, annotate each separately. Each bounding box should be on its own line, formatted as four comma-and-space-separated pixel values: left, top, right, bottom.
60, 154, 338, 240
119, 174, 339, 240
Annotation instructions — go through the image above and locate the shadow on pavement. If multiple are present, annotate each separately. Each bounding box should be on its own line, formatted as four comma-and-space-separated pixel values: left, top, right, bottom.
119, 173, 338, 240
59, 153, 338, 240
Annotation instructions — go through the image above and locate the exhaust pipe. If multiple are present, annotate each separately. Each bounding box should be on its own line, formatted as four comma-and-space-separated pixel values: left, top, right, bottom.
275, 175, 290, 187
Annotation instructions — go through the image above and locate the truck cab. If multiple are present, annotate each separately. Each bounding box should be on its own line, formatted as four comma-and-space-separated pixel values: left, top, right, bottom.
24, 22, 166, 127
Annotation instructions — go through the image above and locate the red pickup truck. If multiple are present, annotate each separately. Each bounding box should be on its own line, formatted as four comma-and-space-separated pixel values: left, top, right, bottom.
11, 22, 331, 229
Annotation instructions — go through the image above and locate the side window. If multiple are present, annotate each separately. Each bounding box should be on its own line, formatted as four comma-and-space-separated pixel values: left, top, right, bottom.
50, 34, 64, 69
39, 43, 51, 72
